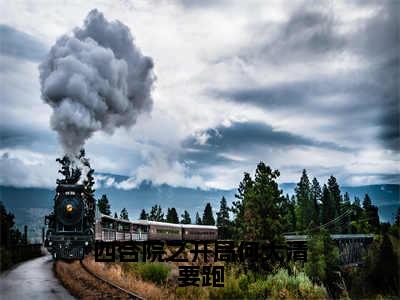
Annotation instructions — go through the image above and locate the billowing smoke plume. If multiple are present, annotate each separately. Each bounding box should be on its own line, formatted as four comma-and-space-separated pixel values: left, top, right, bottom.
39, 9, 155, 155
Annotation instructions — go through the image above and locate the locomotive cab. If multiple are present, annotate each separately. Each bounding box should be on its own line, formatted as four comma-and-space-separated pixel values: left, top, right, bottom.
45, 184, 94, 260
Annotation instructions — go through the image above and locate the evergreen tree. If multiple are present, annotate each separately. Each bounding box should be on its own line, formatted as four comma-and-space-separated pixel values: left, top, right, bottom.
120, 208, 129, 220
341, 192, 352, 233
195, 212, 202, 225
305, 229, 340, 289
97, 195, 111, 216
149, 205, 164, 222
327, 176, 342, 232
321, 184, 335, 227
311, 177, 321, 226
166, 207, 179, 224
295, 170, 313, 230
0, 201, 15, 247
350, 197, 367, 233
139, 209, 148, 220
288, 195, 297, 232
181, 210, 191, 224
114, 212, 118, 219
231, 172, 253, 239
242, 162, 288, 242
202, 202, 215, 225
364, 234, 399, 295
363, 194, 380, 233
216, 196, 231, 239
305, 230, 327, 282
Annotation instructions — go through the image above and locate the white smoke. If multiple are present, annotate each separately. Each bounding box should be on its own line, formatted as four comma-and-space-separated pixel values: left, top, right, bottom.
39, 9, 155, 155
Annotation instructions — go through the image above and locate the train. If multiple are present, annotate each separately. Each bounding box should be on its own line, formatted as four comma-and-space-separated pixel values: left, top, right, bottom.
96, 214, 218, 242
44, 183, 217, 260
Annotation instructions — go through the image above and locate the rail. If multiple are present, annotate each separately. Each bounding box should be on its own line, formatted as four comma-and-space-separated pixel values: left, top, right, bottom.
79, 260, 145, 300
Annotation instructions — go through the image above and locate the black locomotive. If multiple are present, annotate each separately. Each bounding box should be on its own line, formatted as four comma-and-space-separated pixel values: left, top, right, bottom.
44, 153, 95, 259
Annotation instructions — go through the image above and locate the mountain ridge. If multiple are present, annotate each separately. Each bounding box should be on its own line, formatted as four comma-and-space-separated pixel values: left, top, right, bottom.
1, 179, 398, 223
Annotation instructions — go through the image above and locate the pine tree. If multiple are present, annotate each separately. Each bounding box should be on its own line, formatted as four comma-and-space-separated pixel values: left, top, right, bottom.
139, 209, 148, 220
295, 170, 313, 230
181, 210, 191, 224
216, 196, 231, 239
321, 184, 335, 227
114, 212, 118, 219
363, 194, 380, 233
120, 208, 129, 220
149, 205, 164, 222
341, 192, 352, 233
166, 207, 179, 224
327, 176, 342, 232
364, 234, 399, 295
202, 203, 215, 225
305, 228, 340, 284
242, 162, 288, 242
0, 201, 15, 247
311, 177, 321, 226
97, 194, 111, 216
231, 172, 253, 239
195, 212, 202, 225
288, 195, 297, 231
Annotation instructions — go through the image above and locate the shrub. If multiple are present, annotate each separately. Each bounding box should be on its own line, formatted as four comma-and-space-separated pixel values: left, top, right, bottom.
139, 263, 171, 284
209, 272, 246, 300
175, 286, 207, 300
123, 262, 171, 285
238, 273, 250, 292
265, 269, 328, 299
246, 269, 328, 300
248, 278, 269, 299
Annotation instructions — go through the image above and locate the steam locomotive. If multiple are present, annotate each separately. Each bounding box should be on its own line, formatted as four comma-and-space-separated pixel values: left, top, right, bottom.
44, 183, 95, 259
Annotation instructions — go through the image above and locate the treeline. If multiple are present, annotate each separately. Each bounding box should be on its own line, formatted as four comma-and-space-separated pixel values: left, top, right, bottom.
0, 202, 27, 247
215, 162, 398, 297
137, 203, 216, 225
0, 202, 42, 271
216, 166, 383, 240
98, 162, 395, 239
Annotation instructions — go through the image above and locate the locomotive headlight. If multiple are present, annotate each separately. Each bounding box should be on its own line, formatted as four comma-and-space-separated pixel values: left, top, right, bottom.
66, 203, 73, 213
85, 241, 89, 246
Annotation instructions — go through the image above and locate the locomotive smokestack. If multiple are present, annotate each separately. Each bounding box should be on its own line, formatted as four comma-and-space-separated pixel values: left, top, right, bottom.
39, 9, 155, 155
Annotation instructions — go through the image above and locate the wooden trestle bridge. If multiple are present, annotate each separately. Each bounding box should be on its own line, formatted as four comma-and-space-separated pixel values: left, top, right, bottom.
284, 234, 374, 266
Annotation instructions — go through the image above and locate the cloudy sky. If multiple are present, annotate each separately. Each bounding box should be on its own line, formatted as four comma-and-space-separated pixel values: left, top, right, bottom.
0, 0, 399, 190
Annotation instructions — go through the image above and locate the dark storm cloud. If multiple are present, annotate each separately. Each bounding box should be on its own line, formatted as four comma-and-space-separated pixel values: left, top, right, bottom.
353, 1, 399, 151
213, 1, 399, 151
211, 74, 380, 114
0, 25, 47, 61
183, 121, 350, 165
0, 123, 56, 150
250, 3, 345, 64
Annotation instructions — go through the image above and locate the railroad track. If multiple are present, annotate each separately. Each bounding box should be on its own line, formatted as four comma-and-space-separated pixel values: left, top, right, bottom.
79, 260, 145, 300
